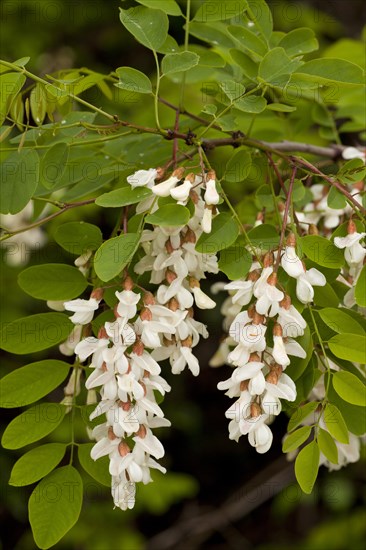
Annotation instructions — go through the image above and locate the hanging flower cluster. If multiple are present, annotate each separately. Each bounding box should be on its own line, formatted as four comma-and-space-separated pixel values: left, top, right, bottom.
214, 243, 317, 454
54, 167, 220, 510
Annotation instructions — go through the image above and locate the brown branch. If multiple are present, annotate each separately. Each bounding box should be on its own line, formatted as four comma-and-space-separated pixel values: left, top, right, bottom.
147, 456, 295, 550
0, 198, 96, 242
292, 156, 366, 216
202, 136, 343, 159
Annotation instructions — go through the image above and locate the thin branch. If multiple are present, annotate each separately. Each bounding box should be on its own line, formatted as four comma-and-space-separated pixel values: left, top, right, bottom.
0, 198, 96, 242
292, 156, 366, 216
202, 136, 343, 159
147, 457, 295, 550
274, 165, 297, 272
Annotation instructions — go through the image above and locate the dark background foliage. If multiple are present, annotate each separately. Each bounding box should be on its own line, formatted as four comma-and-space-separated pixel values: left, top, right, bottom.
0, 1, 365, 549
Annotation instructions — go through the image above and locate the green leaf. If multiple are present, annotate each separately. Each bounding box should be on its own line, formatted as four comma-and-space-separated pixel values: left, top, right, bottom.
2, 403, 66, 450
278, 28, 318, 57
194, 0, 247, 21
196, 213, 239, 253
30, 83, 47, 126
255, 184, 273, 208
282, 426, 312, 453
247, 224, 280, 250
318, 308, 364, 335
234, 95, 267, 113
94, 233, 140, 282
96, 186, 152, 208
18, 264, 88, 301
0, 360, 70, 408
228, 25, 267, 58
218, 242, 252, 279
135, 0, 182, 16
328, 333, 366, 364
317, 428, 338, 464
313, 282, 339, 308
0, 72, 26, 125
54, 221, 103, 255
224, 148, 252, 182
327, 381, 366, 436
300, 235, 344, 268
230, 49, 258, 80
327, 186, 347, 209
288, 401, 319, 432
220, 80, 245, 102
324, 403, 349, 444
295, 58, 364, 86
188, 21, 236, 49
162, 52, 200, 75
258, 47, 302, 85
115, 67, 152, 94
29, 466, 82, 550
333, 371, 366, 407
0, 149, 39, 214
119, 6, 168, 51
337, 158, 366, 184
145, 204, 190, 226
39, 142, 69, 189
9, 443, 67, 486
78, 443, 110, 487
295, 441, 319, 494
266, 103, 296, 112
0, 313, 73, 354
247, 0, 273, 39
355, 265, 366, 307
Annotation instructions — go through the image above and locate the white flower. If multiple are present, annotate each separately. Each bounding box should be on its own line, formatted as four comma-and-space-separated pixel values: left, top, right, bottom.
152, 176, 179, 196
342, 147, 365, 162
64, 298, 100, 324
171, 345, 200, 376
115, 290, 141, 319
248, 424, 273, 454
248, 371, 266, 395
224, 279, 254, 306
201, 207, 212, 233
127, 168, 157, 188
204, 176, 220, 205
170, 178, 193, 203
254, 272, 284, 317
296, 268, 326, 304
191, 286, 216, 309
277, 302, 306, 338
334, 231, 366, 265
281, 246, 304, 278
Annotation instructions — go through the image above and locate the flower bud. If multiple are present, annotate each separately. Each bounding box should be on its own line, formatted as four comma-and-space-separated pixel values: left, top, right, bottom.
166, 269, 177, 284
123, 276, 134, 291
143, 292, 155, 306
108, 427, 117, 440
136, 425, 147, 438
118, 441, 130, 456
91, 287, 104, 301
250, 402, 262, 418
263, 251, 274, 267
133, 340, 144, 356
98, 327, 108, 339
308, 224, 318, 235
286, 233, 296, 247
140, 307, 152, 321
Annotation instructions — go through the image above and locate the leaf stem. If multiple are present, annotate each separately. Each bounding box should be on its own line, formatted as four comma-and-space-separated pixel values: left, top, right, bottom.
179, 0, 191, 110
274, 165, 297, 272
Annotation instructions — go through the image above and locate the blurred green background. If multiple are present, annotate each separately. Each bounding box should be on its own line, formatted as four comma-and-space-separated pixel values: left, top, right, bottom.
1, 1, 365, 549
